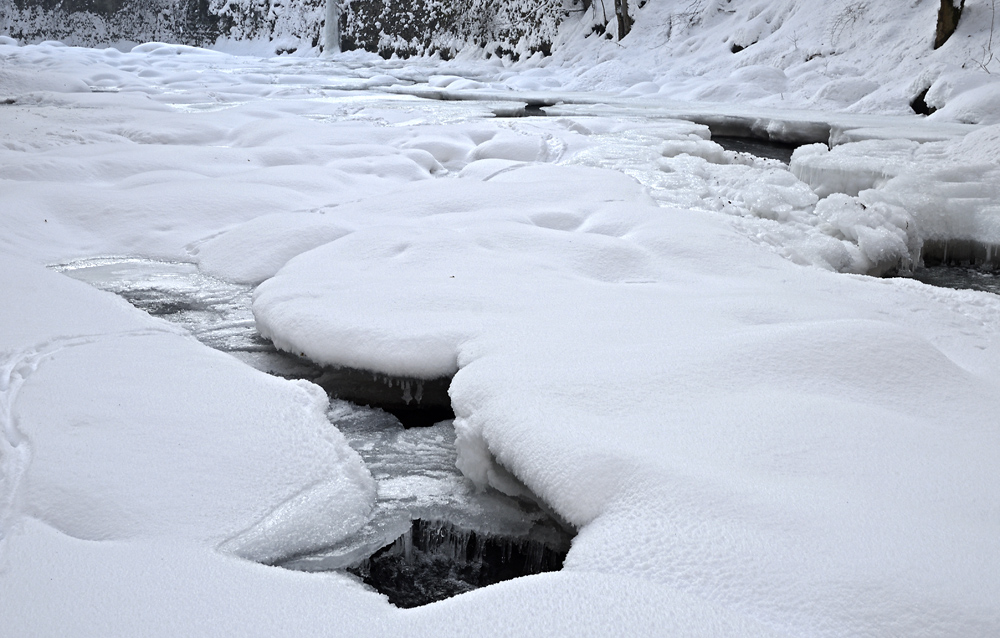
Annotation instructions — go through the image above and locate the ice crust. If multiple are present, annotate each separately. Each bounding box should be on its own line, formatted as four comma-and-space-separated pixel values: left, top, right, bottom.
1, 38, 1000, 637
791, 129, 1000, 252
284, 405, 566, 574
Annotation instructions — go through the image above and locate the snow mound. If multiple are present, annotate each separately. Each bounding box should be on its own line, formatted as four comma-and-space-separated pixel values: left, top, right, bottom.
253, 165, 657, 378
1, 256, 375, 565
469, 130, 549, 162
0, 67, 90, 96
192, 212, 354, 284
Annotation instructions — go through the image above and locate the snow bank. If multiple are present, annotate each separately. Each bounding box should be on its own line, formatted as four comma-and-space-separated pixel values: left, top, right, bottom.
540, 0, 1000, 124
0, 254, 376, 567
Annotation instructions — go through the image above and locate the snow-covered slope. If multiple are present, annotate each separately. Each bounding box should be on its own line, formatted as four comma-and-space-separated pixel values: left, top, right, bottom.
537, 0, 1000, 122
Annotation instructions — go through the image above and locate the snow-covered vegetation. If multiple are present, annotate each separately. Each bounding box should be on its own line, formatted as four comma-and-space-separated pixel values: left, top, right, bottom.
2, 1, 1000, 636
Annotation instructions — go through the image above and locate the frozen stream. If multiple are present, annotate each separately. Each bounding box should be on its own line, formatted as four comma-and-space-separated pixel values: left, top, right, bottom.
54, 258, 573, 608
40, 79, 999, 611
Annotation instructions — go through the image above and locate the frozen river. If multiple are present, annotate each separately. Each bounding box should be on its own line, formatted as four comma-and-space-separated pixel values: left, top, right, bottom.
56, 257, 573, 607
46, 73, 1000, 607
3, 41, 1000, 637
50, 99, 999, 604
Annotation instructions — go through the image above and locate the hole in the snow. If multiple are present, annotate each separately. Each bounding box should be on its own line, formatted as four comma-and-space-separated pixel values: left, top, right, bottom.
492, 102, 548, 118
712, 135, 799, 164
53, 257, 574, 606
920, 239, 1000, 269
345, 519, 569, 608
906, 265, 1000, 296
910, 87, 936, 116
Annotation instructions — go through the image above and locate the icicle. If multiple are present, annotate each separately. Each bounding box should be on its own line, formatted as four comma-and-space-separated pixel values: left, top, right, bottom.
402, 527, 413, 563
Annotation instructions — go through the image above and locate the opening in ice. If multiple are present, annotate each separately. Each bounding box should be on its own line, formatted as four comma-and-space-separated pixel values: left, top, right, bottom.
53, 258, 575, 607
492, 102, 549, 118
711, 135, 799, 164
345, 519, 569, 608
55, 258, 453, 427
896, 240, 1000, 296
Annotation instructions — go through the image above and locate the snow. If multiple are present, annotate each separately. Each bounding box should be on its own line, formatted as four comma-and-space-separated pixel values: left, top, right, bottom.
252, 165, 654, 378
0, 255, 376, 565
1, 20, 1000, 638
791, 129, 1000, 249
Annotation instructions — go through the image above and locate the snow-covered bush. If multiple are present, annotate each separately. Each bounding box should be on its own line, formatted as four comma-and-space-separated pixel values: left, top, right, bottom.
340, 0, 567, 59
2, 0, 326, 51
4, 0, 226, 48
2, 0, 566, 57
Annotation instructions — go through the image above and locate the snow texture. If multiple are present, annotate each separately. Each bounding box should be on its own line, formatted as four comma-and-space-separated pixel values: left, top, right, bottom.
1, 21, 1000, 638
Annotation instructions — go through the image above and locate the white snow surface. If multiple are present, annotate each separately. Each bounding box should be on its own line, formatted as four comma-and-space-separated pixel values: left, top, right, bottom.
0, 35, 999, 637
547, 0, 1000, 122
0, 254, 376, 564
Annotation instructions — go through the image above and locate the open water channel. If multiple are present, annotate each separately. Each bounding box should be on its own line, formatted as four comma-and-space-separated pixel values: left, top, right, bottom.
55, 258, 573, 608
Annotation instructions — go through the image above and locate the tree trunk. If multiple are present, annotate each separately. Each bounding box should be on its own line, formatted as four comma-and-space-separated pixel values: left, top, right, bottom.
934, 0, 964, 49
614, 0, 632, 40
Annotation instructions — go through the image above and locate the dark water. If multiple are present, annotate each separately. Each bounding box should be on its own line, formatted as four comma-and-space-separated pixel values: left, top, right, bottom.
919, 239, 1000, 270
492, 102, 548, 118
909, 265, 1000, 295
54, 257, 573, 607
712, 135, 798, 164
349, 519, 569, 608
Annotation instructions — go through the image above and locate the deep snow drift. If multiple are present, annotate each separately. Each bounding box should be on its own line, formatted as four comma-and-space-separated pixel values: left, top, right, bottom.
1, 34, 999, 638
